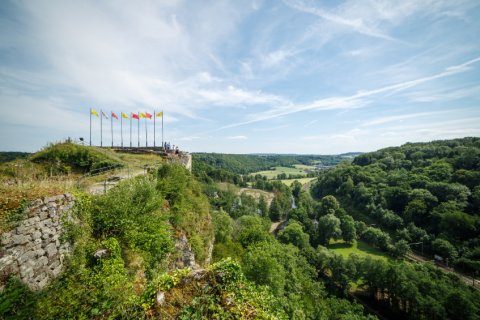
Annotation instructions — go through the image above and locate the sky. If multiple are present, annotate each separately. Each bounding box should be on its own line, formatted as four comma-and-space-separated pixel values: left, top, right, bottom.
0, 0, 479, 154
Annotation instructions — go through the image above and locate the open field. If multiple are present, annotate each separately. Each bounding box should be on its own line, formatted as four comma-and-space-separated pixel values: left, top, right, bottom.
280, 177, 317, 186
250, 164, 316, 179
328, 239, 389, 261
217, 182, 275, 204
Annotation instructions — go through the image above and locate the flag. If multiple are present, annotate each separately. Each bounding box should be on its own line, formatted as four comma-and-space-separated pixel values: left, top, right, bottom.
91, 108, 99, 117
111, 112, 119, 120
121, 112, 129, 119
140, 112, 146, 119
132, 113, 139, 120
145, 112, 152, 119
156, 111, 163, 117
102, 111, 109, 119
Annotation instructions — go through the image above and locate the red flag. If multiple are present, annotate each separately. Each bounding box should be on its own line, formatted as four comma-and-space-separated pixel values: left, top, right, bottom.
132, 113, 139, 120
145, 112, 152, 119
111, 112, 119, 120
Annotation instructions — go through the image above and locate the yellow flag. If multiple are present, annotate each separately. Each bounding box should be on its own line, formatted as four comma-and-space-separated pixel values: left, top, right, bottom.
121, 112, 129, 119
140, 112, 146, 119
91, 108, 99, 117
156, 111, 163, 117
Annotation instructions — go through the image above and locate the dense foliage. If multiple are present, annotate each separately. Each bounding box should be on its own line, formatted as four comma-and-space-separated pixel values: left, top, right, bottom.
312, 138, 480, 275
0, 164, 216, 319
0, 152, 30, 164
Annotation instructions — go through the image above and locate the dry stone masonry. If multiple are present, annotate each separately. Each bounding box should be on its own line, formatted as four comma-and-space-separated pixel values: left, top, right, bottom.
0, 194, 75, 292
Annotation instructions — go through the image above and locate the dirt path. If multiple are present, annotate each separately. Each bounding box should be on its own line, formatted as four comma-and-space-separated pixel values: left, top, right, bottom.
87, 169, 146, 194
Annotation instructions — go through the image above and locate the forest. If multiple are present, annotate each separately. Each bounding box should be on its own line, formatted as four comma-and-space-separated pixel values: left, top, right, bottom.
1, 139, 480, 319
193, 137, 480, 319
192, 153, 348, 174
312, 137, 480, 276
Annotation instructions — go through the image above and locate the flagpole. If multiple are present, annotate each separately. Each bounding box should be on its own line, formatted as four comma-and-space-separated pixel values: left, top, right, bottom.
137, 111, 140, 148
111, 112, 113, 148
154, 110, 156, 148
89, 108, 92, 146
100, 109, 103, 147
130, 113, 132, 148
121, 114, 123, 148
162, 110, 164, 149
145, 115, 147, 147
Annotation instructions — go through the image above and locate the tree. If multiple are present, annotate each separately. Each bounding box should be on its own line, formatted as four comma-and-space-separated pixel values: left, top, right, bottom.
432, 238, 458, 260
291, 180, 302, 199
340, 215, 356, 243
269, 197, 282, 221
390, 240, 410, 258
278, 221, 310, 249
212, 209, 234, 243
317, 214, 342, 245
439, 210, 477, 241
384, 187, 410, 214
404, 199, 428, 224
318, 195, 340, 217
258, 195, 268, 217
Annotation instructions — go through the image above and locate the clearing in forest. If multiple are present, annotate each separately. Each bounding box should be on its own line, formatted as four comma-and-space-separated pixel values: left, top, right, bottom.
250, 164, 316, 179
328, 239, 389, 261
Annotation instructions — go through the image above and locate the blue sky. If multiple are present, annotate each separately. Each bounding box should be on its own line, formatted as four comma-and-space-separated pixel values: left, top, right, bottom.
0, 0, 479, 154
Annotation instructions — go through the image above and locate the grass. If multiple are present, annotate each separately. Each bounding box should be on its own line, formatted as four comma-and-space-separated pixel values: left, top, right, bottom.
250, 165, 316, 179
327, 239, 389, 261
0, 143, 168, 223
280, 177, 317, 186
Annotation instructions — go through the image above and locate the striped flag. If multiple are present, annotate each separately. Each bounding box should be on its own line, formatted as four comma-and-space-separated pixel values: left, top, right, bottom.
102, 111, 109, 119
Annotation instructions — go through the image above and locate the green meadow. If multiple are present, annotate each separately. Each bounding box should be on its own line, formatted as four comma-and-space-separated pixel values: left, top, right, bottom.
328, 239, 389, 261
251, 164, 316, 179
280, 177, 317, 186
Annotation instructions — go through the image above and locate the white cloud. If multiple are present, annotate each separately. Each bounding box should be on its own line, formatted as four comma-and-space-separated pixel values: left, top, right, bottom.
215, 56, 480, 131
361, 111, 450, 127
227, 135, 247, 140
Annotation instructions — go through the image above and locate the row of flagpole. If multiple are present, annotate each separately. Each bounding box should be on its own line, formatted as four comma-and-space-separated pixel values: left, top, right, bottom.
89, 109, 164, 148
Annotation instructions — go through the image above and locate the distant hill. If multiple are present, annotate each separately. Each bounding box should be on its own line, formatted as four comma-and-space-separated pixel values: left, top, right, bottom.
192, 153, 349, 175
0, 152, 31, 163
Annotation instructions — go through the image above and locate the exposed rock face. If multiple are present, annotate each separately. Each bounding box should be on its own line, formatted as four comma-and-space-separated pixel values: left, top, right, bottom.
166, 152, 192, 172
0, 194, 75, 292
173, 233, 196, 269
205, 240, 214, 265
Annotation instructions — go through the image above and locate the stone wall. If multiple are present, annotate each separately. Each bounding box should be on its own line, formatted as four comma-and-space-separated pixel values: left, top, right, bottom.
0, 194, 75, 292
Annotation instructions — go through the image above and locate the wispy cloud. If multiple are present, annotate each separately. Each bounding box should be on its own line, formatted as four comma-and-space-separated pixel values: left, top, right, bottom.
361, 110, 451, 127
407, 85, 480, 102
227, 135, 247, 140
215, 56, 480, 131
285, 0, 396, 41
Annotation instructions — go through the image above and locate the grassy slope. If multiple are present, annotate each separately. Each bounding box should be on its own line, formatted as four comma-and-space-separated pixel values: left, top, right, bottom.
0, 143, 168, 232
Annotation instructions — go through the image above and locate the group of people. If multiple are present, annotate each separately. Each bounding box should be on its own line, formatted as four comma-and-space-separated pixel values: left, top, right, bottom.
163, 141, 180, 154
